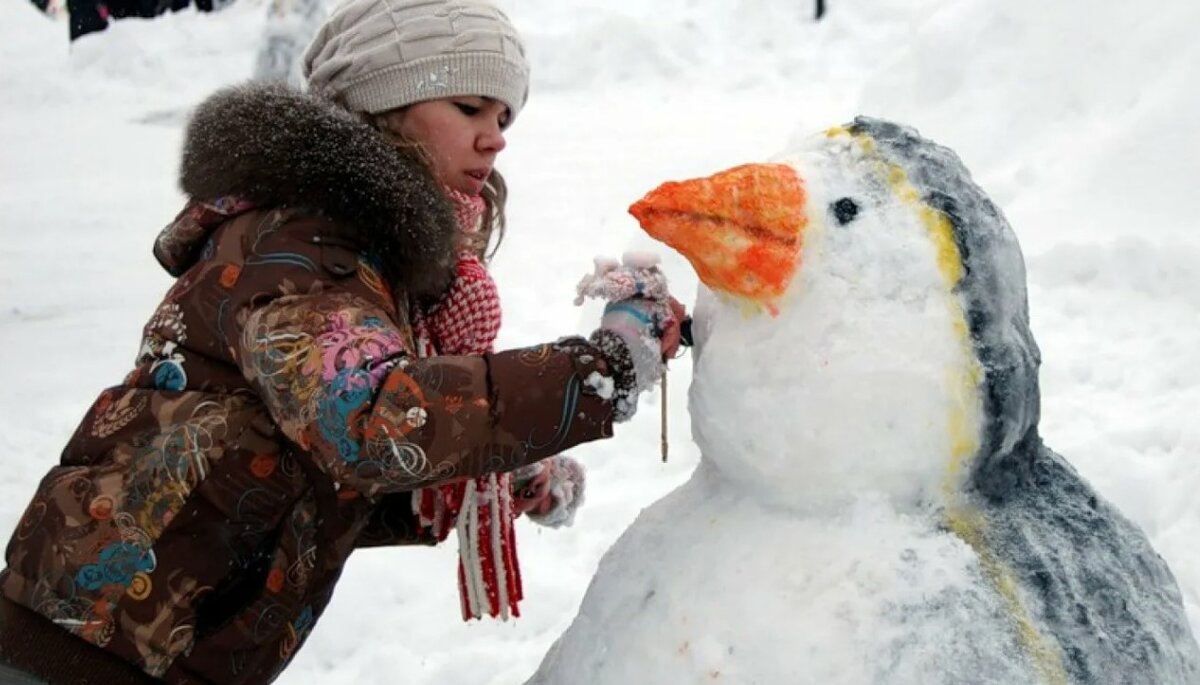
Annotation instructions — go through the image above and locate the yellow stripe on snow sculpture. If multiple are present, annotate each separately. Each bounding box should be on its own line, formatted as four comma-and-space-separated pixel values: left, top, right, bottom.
837, 127, 1068, 685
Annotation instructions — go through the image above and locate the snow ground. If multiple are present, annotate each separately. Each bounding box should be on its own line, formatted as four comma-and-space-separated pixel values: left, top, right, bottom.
0, 0, 1196, 682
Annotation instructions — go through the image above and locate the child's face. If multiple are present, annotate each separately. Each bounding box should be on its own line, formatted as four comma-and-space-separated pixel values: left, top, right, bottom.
389, 96, 510, 196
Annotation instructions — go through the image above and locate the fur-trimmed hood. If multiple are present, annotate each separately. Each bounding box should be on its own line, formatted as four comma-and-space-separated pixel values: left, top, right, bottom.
173, 82, 457, 296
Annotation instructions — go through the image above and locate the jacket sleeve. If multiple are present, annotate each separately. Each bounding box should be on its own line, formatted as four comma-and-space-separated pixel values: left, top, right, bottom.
354, 492, 439, 548
222, 223, 618, 500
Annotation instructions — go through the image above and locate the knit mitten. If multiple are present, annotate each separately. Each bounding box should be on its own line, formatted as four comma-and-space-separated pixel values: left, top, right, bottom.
512, 455, 587, 529
597, 298, 669, 389
575, 253, 676, 421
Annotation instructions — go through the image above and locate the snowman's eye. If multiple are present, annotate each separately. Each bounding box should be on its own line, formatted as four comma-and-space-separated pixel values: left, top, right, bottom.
832, 197, 859, 225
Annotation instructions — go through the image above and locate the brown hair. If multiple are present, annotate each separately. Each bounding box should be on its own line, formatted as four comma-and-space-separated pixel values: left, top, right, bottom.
367, 110, 507, 263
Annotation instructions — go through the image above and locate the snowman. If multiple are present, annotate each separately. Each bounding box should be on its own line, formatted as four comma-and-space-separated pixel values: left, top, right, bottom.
528, 118, 1200, 685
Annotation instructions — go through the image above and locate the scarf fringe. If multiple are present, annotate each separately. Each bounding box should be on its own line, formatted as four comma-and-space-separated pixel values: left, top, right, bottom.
417, 475, 522, 621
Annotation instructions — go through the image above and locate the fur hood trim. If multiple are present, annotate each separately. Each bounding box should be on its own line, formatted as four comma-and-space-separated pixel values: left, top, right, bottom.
179, 83, 457, 296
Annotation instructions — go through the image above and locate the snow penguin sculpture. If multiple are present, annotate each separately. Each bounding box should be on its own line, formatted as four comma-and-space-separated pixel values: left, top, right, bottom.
529, 118, 1200, 684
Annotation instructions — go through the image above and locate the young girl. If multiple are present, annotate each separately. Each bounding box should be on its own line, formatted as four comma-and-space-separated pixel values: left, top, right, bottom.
0, 1, 682, 683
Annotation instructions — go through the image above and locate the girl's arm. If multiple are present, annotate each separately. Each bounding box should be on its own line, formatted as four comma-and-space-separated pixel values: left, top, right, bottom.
220, 218, 627, 500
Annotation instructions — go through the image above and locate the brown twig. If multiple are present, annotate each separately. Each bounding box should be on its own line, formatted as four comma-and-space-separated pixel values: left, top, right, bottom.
661, 370, 669, 463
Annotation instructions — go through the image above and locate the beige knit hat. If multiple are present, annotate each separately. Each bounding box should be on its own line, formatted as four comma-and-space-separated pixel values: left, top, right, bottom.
303, 0, 530, 120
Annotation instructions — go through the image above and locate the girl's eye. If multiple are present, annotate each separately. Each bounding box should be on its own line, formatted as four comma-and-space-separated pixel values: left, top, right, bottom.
520, 488, 537, 499
454, 102, 480, 116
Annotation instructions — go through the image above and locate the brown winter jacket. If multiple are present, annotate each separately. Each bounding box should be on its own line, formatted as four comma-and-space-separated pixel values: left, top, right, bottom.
0, 85, 627, 684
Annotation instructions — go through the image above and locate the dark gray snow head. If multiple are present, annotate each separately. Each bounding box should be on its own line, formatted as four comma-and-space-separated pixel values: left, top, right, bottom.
846, 116, 1042, 467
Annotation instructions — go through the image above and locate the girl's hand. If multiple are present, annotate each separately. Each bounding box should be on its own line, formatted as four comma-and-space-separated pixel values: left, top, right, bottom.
512, 461, 555, 517
660, 296, 688, 360
511, 455, 586, 527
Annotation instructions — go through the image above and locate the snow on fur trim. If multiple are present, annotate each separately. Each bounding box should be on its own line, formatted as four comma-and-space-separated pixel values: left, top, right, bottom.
179, 82, 458, 297
588, 329, 641, 422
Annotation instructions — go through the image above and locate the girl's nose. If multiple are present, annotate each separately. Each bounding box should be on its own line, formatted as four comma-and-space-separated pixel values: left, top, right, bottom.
478, 124, 506, 154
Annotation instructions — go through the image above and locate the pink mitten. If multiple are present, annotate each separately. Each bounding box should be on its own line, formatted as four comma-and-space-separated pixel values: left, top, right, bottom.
512, 455, 587, 529
576, 253, 676, 399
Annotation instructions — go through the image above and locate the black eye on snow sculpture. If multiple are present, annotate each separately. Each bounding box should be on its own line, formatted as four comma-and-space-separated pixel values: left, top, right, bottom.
832, 197, 860, 225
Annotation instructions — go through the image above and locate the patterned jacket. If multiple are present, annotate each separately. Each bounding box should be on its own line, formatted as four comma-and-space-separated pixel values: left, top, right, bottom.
0, 85, 624, 684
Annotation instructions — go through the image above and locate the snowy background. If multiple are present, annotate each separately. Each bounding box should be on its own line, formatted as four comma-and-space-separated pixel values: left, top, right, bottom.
1, 0, 1197, 682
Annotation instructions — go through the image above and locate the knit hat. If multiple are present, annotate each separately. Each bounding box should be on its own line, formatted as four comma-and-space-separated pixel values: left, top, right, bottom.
302, 0, 530, 120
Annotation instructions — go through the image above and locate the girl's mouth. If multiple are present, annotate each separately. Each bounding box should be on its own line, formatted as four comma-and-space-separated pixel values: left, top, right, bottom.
461, 169, 490, 194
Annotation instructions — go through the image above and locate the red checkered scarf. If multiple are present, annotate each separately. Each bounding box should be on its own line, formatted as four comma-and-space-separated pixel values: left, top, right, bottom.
411, 188, 522, 621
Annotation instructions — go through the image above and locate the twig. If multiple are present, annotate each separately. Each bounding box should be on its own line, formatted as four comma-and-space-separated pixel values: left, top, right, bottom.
661, 370, 668, 463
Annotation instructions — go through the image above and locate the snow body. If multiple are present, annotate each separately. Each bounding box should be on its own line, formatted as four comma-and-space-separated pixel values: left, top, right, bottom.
529, 118, 1200, 685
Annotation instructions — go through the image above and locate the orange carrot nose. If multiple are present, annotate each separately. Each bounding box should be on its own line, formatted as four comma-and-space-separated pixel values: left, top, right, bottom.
629, 163, 808, 311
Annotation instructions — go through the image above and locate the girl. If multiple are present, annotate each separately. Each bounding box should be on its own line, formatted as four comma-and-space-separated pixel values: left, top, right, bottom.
0, 1, 682, 683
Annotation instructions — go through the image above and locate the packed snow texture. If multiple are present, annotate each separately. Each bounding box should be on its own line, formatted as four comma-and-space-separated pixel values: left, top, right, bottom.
532, 469, 1041, 684
0, 0, 1197, 683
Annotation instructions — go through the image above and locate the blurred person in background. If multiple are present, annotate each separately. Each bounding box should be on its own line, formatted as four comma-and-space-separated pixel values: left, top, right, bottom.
64, 0, 231, 41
